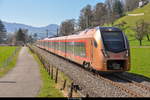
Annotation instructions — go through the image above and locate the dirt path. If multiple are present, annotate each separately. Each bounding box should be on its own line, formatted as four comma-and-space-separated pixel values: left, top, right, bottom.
0, 47, 42, 97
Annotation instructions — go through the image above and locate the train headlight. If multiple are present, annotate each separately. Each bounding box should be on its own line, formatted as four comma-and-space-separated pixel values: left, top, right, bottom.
101, 49, 109, 58
125, 50, 129, 57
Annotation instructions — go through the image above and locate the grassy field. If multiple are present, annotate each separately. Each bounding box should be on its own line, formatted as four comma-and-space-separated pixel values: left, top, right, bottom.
116, 3, 150, 28
28, 48, 64, 97
130, 48, 150, 78
0, 46, 20, 77
129, 40, 150, 46
0, 46, 17, 67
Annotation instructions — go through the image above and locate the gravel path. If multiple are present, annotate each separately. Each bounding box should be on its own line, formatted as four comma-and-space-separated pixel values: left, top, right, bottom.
0, 47, 42, 97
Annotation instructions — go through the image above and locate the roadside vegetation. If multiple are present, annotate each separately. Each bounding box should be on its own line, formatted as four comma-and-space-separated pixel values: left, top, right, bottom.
28, 48, 64, 97
0, 46, 20, 77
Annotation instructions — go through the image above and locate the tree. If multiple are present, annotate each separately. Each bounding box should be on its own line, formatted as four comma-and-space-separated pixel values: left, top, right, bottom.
78, 4, 93, 30
59, 19, 75, 36
105, 0, 113, 24
144, 22, 150, 41
27, 35, 34, 43
113, 0, 124, 18
15, 28, 28, 44
133, 20, 149, 46
124, 0, 140, 12
0, 20, 7, 43
92, 3, 108, 26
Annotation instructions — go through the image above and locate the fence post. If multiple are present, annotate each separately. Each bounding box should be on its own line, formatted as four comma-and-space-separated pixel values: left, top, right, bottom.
62, 80, 67, 90
68, 82, 74, 98
51, 66, 53, 79
48, 64, 51, 76
55, 68, 59, 83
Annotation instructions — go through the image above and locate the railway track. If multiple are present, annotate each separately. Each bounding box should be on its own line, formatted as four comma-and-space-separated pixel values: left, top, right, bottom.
114, 74, 150, 92
68, 63, 150, 97
30, 45, 150, 97
98, 73, 150, 97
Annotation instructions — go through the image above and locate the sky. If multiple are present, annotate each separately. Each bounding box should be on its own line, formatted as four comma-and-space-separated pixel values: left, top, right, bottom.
0, 0, 104, 27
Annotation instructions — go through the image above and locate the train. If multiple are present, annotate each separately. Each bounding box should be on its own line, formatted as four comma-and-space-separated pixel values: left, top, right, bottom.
36, 27, 131, 72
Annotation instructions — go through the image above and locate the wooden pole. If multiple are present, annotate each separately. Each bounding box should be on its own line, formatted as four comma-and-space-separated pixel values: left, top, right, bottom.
68, 82, 74, 98
55, 68, 59, 83
48, 64, 51, 76
51, 66, 53, 79
62, 80, 67, 90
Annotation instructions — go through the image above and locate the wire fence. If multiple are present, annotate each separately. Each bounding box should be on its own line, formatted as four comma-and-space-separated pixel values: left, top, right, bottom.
0, 47, 20, 68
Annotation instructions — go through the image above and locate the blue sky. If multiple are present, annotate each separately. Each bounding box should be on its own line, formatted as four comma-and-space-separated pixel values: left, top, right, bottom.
0, 0, 104, 27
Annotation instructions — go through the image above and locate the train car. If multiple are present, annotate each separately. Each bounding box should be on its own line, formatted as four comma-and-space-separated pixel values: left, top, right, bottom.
36, 27, 130, 72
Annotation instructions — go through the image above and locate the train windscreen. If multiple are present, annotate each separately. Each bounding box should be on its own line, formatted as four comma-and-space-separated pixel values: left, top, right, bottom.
101, 31, 126, 53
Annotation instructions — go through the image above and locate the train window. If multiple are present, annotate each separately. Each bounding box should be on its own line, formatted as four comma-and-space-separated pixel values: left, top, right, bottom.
74, 42, 86, 57
101, 31, 126, 53
66, 42, 73, 54
94, 40, 98, 48
62, 42, 66, 52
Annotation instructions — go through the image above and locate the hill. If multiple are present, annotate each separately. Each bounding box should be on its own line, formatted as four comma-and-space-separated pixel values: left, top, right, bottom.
114, 3, 150, 46
115, 3, 150, 36
3, 21, 59, 39
116, 3, 150, 25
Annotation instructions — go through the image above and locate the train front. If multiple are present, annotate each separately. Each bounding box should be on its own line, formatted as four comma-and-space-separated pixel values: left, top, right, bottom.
99, 27, 130, 72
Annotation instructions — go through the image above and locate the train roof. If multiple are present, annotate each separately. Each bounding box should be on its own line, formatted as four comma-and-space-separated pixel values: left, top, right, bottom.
40, 26, 122, 41
98, 27, 122, 32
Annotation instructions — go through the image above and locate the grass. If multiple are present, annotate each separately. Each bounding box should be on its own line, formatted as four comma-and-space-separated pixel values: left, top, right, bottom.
0, 46, 21, 77
116, 3, 150, 28
130, 40, 150, 46
0, 46, 17, 67
28, 48, 64, 97
130, 48, 150, 78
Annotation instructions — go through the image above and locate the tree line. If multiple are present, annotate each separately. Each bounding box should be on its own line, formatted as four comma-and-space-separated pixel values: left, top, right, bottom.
58, 0, 150, 46
0, 20, 34, 45
59, 0, 145, 36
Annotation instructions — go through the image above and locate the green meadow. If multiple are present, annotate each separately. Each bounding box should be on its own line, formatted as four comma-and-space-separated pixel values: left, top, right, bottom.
0, 46, 20, 77
130, 48, 150, 78
0, 46, 17, 67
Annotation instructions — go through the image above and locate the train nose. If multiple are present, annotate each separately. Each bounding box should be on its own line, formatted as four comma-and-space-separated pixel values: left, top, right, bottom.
107, 60, 125, 70
104, 51, 129, 71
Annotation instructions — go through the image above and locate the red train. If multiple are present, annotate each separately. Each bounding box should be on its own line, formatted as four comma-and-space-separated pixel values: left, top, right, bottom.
36, 27, 131, 72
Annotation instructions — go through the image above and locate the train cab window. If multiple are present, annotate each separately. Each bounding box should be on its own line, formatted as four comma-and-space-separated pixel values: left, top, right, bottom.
101, 31, 126, 53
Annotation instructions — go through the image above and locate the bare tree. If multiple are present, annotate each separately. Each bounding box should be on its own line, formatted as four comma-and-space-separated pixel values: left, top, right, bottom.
92, 3, 108, 26
59, 19, 75, 36
133, 19, 149, 46
78, 4, 93, 30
